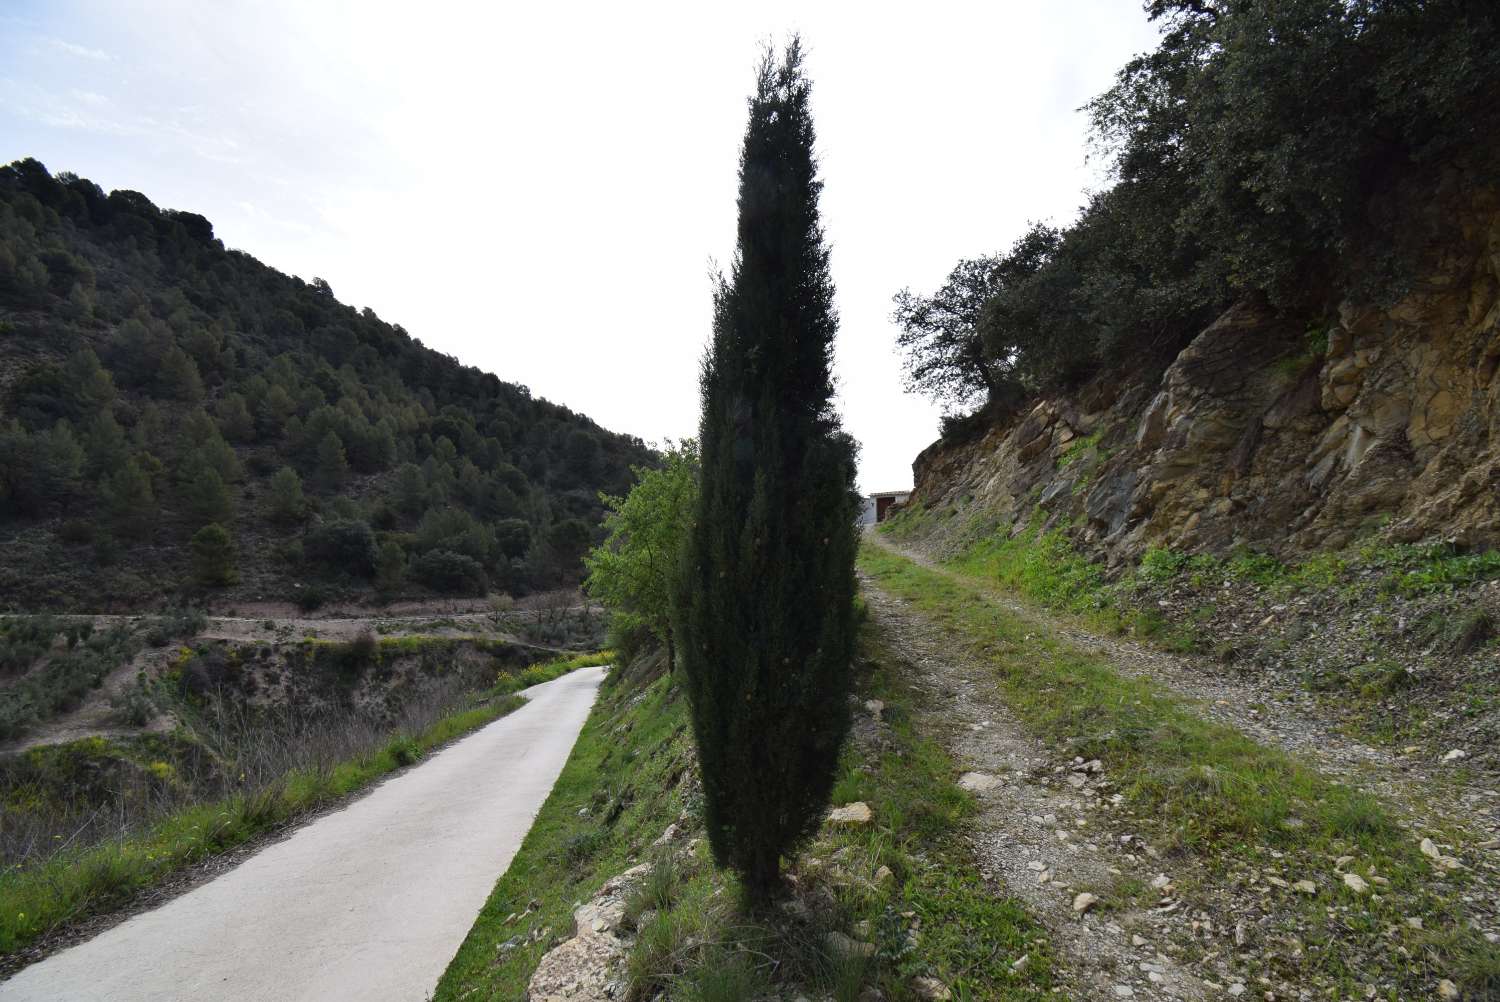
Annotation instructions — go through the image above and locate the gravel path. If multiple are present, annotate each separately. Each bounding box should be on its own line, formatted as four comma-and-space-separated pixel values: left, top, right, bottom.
869, 533, 1500, 851
861, 535, 1500, 998
0, 667, 606, 1002
862, 579, 1230, 1000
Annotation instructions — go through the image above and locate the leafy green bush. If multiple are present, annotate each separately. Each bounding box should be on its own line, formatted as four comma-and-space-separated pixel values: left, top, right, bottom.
412, 549, 486, 596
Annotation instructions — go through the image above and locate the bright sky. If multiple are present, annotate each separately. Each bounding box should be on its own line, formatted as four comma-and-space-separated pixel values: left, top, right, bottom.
1, 2, 1160, 493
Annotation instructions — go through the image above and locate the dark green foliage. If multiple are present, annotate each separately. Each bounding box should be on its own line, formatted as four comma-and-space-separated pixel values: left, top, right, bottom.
900, 0, 1500, 409
99, 459, 155, 534
0, 621, 138, 739
0, 159, 654, 606
190, 523, 237, 587
265, 466, 307, 524
82, 412, 129, 478
303, 519, 379, 578
412, 549, 487, 596
0, 420, 83, 515
493, 518, 531, 559
892, 257, 1008, 410
314, 430, 349, 492
391, 462, 428, 515
375, 541, 407, 594
183, 465, 234, 526
546, 518, 591, 568
214, 392, 254, 443
674, 41, 859, 898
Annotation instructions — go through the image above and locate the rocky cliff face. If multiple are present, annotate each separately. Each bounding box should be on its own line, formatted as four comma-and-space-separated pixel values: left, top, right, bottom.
909, 173, 1500, 565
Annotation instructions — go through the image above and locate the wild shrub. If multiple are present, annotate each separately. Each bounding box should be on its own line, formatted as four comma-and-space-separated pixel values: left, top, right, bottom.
412, 549, 487, 596
303, 519, 378, 577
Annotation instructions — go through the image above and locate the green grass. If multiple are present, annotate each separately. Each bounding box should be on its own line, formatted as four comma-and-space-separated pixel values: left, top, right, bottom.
0, 688, 537, 957
433, 671, 693, 1001
1055, 430, 1102, 468
490, 649, 614, 696
618, 619, 1057, 1001
858, 541, 1499, 995
946, 518, 1105, 615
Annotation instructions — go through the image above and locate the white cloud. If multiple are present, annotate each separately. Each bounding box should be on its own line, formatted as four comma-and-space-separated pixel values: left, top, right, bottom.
49, 38, 109, 61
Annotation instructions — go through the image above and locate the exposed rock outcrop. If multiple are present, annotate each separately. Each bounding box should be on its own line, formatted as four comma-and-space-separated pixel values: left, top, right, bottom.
908, 173, 1500, 564
525, 864, 649, 1002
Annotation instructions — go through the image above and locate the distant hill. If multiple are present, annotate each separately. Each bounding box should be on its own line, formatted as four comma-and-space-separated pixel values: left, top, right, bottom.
0, 159, 654, 610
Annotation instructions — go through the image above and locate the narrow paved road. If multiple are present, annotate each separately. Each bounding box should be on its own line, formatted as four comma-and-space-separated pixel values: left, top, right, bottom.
0, 666, 607, 1002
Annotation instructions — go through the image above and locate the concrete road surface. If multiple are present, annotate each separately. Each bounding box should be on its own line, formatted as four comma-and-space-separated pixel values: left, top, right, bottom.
0, 665, 607, 1002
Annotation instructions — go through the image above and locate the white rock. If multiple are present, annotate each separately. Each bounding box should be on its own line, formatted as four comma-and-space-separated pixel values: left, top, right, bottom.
1113, 987, 1134, 998
1438, 979, 1459, 999
911, 976, 951, 1000
958, 771, 1003, 793
1443, 749, 1467, 762
1073, 892, 1099, 913
1150, 873, 1173, 891
1293, 880, 1317, 895
1420, 837, 1442, 860
1342, 872, 1370, 894
1011, 954, 1030, 973
825, 931, 876, 959
828, 802, 872, 825
1227, 985, 1246, 997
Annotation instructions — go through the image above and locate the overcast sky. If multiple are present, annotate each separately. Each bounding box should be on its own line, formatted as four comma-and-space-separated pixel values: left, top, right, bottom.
1, 1, 1160, 493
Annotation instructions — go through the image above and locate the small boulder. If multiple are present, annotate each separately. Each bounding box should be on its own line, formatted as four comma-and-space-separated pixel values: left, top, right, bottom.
958, 771, 1003, 793
828, 802, 873, 825
826, 931, 876, 959
1073, 892, 1099, 913
911, 975, 952, 1000
1342, 872, 1370, 894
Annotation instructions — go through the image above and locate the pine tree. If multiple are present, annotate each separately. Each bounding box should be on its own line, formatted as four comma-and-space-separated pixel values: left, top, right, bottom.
266, 466, 307, 524
101, 459, 156, 534
316, 430, 349, 491
375, 541, 406, 594
673, 40, 859, 900
184, 465, 233, 526
190, 523, 237, 587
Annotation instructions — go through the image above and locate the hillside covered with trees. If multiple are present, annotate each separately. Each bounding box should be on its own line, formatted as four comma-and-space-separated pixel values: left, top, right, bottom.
896, 0, 1500, 422
0, 159, 654, 609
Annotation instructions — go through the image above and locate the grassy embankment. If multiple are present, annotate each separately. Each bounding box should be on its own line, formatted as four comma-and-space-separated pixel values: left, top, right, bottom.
859, 538, 1499, 995
437, 624, 1058, 1002
0, 651, 609, 958
881, 502, 1500, 740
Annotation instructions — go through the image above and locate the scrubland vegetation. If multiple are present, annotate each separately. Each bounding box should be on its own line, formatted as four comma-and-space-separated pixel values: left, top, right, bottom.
0, 649, 604, 959
0, 159, 652, 609
895, 1, 1500, 417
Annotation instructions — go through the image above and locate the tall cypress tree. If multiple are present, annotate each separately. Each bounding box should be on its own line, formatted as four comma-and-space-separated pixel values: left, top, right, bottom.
675, 39, 859, 900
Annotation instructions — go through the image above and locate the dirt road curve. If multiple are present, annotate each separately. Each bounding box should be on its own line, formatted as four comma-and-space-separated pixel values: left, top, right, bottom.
0, 666, 606, 1002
